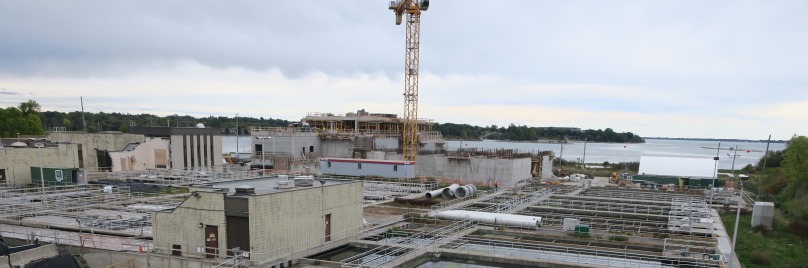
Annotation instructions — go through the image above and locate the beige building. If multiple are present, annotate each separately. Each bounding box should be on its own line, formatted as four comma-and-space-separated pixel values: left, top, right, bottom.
48, 132, 145, 170
130, 127, 223, 170
152, 178, 363, 264
107, 137, 170, 172
0, 143, 81, 185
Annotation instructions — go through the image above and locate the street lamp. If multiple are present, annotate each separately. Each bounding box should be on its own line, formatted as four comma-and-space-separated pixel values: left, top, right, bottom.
728, 145, 743, 268
235, 113, 239, 163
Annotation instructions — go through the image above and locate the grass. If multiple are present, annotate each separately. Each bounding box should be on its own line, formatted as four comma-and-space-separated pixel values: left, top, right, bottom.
720, 211, 808, 268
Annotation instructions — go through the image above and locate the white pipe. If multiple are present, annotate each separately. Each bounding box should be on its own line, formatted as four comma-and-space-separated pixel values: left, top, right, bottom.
441, 184, 460, 199
432, 210, 541, 228
425, 188, 444, 198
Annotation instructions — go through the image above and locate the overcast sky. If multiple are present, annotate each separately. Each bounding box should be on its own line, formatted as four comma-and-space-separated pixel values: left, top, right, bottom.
1, 1, 806, 140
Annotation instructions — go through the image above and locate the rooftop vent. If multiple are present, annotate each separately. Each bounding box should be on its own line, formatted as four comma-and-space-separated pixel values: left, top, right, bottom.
234, 185, 255, 195
276, 180, 294, 189
293, 176, 314, 187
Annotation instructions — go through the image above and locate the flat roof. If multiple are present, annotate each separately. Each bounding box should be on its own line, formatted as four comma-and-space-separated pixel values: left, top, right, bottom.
198, 176, 357, 194
320, 158, 415, 165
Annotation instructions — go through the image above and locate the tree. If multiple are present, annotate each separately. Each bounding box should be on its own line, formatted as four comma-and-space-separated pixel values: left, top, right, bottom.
18, 99, 41, 116
783, 136, 808, 199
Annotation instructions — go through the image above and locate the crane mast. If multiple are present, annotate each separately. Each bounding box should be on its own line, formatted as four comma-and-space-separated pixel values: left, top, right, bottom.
389, 0, 428, 162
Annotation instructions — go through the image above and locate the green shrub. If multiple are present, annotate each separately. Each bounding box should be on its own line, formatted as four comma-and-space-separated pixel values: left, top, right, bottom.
750, 251, 772, 265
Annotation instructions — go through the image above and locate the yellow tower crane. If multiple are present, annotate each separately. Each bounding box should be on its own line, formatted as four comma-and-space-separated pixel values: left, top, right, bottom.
389, 0, 429, 162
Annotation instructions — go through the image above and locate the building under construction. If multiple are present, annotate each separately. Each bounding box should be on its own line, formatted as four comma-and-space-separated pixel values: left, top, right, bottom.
250, 109, 553, 186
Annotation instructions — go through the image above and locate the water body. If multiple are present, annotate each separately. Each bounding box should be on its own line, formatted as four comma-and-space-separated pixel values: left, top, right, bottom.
222, 136, 785, 170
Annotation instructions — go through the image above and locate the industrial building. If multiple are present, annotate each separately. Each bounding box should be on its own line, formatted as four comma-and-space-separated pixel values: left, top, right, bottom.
250, 110, 553, 186
130, 126, 224, 171
152, 177, 363, 265
0, 139, 82, 186
633, 156, 721, 189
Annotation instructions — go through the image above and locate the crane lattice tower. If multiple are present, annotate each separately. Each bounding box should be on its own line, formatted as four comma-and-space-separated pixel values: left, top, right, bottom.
389, 0, 428, 162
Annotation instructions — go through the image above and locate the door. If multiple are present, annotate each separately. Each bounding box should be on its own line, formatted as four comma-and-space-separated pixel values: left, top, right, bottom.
205, 225, 219, 258
0, 169, 5, 184
324, 214, 332, 242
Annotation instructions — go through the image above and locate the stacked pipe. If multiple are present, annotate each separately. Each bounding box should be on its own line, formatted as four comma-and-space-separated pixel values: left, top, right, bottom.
423, 183, 478, 199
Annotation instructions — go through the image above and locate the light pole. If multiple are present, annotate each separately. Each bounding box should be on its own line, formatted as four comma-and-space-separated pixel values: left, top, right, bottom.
582, 137, 587, 169
759, 135, 771, 198
235, 113, 239, 163
729, 145, 742, 268
37, 143, 45, 203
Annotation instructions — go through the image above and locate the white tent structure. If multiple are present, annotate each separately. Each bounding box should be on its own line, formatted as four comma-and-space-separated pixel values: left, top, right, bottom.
638, 156, 716, 177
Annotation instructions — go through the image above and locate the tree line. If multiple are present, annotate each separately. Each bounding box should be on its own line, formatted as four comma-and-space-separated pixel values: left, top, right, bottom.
1, 100, 293, 137
3, 100, 643, 143
433, 123, 644, 143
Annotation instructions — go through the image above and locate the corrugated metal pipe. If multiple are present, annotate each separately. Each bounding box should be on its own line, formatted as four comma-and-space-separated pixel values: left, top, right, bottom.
432, 210, 542, 228
441, 184, 460, 199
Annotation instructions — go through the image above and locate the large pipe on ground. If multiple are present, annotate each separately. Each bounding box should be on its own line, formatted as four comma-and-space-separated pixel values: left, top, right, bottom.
456, 184, 478, 198
441, 184, 460, 199
424, 188, 444, 198
432, 210, 542, 228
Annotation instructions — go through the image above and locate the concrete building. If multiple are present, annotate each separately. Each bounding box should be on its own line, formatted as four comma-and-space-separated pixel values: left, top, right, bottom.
152, 177, 363, 264
107, 138, 170, 172
320, 158, 415, 178
48, 132, 145, 170
0, 142, 82, 186
130, 127, 223, 171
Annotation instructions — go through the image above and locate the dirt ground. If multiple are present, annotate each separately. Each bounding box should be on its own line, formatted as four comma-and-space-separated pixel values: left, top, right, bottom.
362, 205, 415, 222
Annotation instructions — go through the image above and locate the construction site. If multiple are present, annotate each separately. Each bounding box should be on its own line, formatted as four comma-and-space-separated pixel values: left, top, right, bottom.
0, 170, 748, 268
0, 1, 752, 268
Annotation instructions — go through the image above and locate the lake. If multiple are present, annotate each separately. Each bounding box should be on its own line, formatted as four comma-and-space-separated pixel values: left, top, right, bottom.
222, 136, 785, 170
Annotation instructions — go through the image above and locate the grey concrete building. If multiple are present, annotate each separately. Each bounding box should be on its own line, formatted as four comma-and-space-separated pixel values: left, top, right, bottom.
152, 178, 363, 264
48, 132, 145, 170
0, 143, 82, 186
130, 127, 223, 170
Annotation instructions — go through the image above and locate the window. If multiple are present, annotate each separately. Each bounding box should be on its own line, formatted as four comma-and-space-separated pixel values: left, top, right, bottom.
327, 162, 331, 168
358, 163, 362, 169
393, 165, 398, 172
309, 146, 314, 153
172, 244, 182, 256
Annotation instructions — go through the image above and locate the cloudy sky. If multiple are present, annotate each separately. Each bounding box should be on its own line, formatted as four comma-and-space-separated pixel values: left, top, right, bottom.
1, 1, 806, 140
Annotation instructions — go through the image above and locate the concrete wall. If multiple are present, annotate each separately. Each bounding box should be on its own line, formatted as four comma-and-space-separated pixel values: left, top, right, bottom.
48, 132, 145, 170
248, 182, 363, 262
320, 159, 415, 178
373, 137, 398, 151
0, 144, 81, 186
416, 155, 532, 186
320, 140, 352, 158
541, 155, 554, 179
169, 133, 223, 170
1, 244, 58, 267
82, 250, 218, 268
153, 191, 229, 258
109, 138, 170, 172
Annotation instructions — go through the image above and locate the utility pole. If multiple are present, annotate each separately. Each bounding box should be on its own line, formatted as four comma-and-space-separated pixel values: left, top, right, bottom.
759, 135, 771, 198
80, 96, 87, 133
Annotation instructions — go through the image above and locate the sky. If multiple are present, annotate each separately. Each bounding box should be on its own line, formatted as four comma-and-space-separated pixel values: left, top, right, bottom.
1, 1, 806, 140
